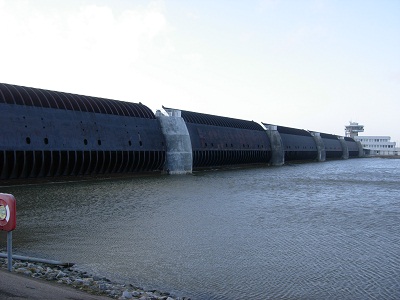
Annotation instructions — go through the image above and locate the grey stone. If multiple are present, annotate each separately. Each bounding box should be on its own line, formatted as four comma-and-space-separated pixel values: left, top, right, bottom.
15, 267, 28, 273
46, 273, 56, 280
122, 290, 133, 299
0, 258, 185, 300
36, 266, 44, 271
74, 278, 84, 285
56, 271, 67, 278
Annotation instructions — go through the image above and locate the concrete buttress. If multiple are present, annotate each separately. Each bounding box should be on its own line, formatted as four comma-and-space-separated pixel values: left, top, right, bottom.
339, 137, 349, 159
156, 110, 193, 174
311, 132, 326, 162
265, 125, 284, 166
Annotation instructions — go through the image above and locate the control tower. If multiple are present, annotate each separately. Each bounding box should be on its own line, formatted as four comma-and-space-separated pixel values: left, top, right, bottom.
345, 122, 364, 138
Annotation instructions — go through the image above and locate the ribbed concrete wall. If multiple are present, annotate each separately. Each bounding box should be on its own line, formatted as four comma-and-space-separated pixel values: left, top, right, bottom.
344, 137, 361, 158
320, 133, 343, 159
169, 108, 272, 169
262, 124, 318, 161
0, 82, 365, 182
0, 83, 166, 180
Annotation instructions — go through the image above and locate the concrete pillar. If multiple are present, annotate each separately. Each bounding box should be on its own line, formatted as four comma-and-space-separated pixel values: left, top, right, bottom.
310, 132, 326, 162
265, 125, 284, 166
356, 141, 364, 157
339, 137, 349, 159
156, 109, 192, 174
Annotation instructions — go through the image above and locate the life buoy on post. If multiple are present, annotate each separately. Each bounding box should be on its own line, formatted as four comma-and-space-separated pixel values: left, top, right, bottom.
0, 193, 16, 232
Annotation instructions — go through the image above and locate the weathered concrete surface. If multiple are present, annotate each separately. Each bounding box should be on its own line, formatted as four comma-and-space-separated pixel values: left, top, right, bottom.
311, 132, 326, 162
339, 138, 349, 159
0, 269, 109, 300
265, 125, 284, 166
356, 141, 364, 157
156, 110, 192, 174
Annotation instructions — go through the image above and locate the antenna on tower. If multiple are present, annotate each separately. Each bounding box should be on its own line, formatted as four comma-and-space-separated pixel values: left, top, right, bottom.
345, 121, 364, 138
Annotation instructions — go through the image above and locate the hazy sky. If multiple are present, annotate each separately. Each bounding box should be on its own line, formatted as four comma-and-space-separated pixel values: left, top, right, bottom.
1, 0, 399, 143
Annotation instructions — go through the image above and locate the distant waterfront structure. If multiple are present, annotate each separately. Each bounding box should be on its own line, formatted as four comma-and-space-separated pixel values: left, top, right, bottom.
354, 136, 398, 156
345, 122, 398, 156
0, 82, 366, 182
345, 122, 364, 138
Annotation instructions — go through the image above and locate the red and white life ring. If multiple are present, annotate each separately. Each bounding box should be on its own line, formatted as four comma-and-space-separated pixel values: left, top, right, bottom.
0, 202, 11, 226
0, 194, 16, 231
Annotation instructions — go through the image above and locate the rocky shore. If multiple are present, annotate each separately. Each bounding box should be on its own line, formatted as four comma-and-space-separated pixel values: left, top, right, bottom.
0, 258, 190, 300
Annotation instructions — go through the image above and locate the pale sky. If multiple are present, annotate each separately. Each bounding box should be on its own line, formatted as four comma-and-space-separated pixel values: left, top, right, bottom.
1, 0, 399, 143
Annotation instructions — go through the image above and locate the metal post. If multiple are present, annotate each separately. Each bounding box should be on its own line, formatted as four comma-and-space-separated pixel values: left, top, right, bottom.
7, 231, 12, 271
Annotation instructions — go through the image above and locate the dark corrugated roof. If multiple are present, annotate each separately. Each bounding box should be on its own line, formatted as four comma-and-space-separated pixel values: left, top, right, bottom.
0, 83, 154, 119
262, 123, 312, 137
164, 107, 264, 130
320, 133, 340, 140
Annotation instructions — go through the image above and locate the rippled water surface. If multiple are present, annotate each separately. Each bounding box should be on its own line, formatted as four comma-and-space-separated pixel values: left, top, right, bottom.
1, 158, 399, 299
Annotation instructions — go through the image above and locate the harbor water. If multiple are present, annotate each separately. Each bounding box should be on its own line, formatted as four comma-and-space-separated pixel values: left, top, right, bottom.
1, 158, 399, 299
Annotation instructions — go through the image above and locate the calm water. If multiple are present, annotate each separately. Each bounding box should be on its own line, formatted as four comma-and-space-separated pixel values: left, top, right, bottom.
1, 158, 399, 299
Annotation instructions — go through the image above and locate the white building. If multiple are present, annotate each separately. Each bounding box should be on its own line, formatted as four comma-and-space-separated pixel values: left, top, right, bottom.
353, 136, 398, 156
345, 122, 398, 156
